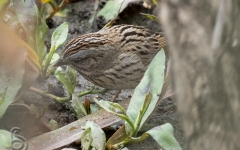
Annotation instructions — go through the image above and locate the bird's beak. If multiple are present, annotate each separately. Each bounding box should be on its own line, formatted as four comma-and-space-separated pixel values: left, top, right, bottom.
53, 58, 67, 67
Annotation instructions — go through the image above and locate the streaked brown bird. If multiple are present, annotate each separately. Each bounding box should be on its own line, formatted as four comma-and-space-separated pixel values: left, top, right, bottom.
54, 25, 167, 90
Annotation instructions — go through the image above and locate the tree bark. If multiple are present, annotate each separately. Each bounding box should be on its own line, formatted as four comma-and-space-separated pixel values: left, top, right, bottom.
159, 0, 240, 149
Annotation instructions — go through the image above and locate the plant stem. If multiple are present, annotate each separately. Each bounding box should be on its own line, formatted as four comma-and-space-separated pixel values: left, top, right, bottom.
42, 47, 55, 78
110, 137, 131, 149
77, 86, 107, 97
110, 134, 150, 149
29, 87, 70, 103
130, 112, 142, 137
46, 0, 69, 21
116, 114, 135, 131
131, 93, 152, 137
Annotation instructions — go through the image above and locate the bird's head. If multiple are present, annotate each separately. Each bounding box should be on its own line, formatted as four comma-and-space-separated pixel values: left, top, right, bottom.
53, 34, 114, 72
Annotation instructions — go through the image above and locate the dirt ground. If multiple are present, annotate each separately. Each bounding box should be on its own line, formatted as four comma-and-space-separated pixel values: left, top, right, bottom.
0, 0, 187, 149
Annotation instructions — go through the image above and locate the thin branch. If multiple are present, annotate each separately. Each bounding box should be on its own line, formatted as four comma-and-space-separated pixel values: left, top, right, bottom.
29, 87, 70, 103
46, 0, 69, 21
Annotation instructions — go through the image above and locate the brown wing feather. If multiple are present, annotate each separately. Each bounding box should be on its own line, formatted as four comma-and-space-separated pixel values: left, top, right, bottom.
101, 25, 167, 66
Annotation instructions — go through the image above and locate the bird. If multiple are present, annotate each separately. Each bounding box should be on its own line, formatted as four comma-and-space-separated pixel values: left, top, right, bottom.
54, 25, 167, 90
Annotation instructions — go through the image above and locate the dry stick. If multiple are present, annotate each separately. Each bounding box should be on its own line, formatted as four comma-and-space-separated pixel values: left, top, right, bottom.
112, 90, 121, 102
29, 87, 70, 102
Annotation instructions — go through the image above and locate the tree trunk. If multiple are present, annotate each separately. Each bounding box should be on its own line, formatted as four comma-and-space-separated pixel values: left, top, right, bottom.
159, 0, 240, 149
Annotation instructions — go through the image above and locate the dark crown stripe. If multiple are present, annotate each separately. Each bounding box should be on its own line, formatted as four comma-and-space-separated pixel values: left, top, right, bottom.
63, 43, 89, 58
63, 39, 109, 58
119, 25, 132, 33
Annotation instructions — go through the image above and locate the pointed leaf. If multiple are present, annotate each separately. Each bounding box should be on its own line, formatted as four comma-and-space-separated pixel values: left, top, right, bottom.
0, 46, 26, 117
0, 130, 21, 149
0, 130, 12, 149
81, 127, 92, 150
85, 121, 106, 150
43, 22, 68, 74
94, 98, 126, 115
71, 94, 87, 118
11, 0, 48, 66
50, 53, 60, 64
92, 0, 141, 22
1, 17, 40, 69
51, 22, 68, 51
146, 123, 182, 150
54, 66, 77, 94
126, 50, 165, 133
131, 92, 152, 136
94, 99, 134, 130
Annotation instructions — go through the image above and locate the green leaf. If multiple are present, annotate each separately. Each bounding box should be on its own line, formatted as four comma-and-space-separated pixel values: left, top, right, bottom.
94, 98, 134, 130
49, 119, 59, 131
71, 94, 87, 118
50, 22, 68, 51
126, 49, 166, 133
11, 0, 48, 67
36, 21, 48, 65
90, 0, 140, 23
0, 48, 26, 118
50, 53, 60, 65
35, 1, 48, 65
81, 127, 92, 150
2, 13, 40, 69
54, 66, 77, 95
140, 13, 158, 21
94, 98, 126, 115
85, 121, 106, 150
0, 129, 27, 149
43, 53, 60, 71
0, 130, 12, 149
43, 22, 68, 75
140, 92, 152, 119
42, 53, 60, 76
131, 92, 152, 136
146, 123, 182, 150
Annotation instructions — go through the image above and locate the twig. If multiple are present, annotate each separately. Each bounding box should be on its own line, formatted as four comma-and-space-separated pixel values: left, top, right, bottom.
29, 87, 70, 103
46, 0, 69, 21
112, 90, 121, 102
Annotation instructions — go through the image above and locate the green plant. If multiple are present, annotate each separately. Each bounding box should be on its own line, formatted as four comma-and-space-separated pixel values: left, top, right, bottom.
43, 22, 69, 78
42, 0, 69, 20
81, 121, 106, 150
0, 130, 19, 150
91, 50, 182, 149
2, 0, 69, 78
0, 0, 70, 117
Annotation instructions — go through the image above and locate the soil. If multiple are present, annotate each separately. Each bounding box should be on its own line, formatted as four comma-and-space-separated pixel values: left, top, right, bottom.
0, 0, 187, 149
